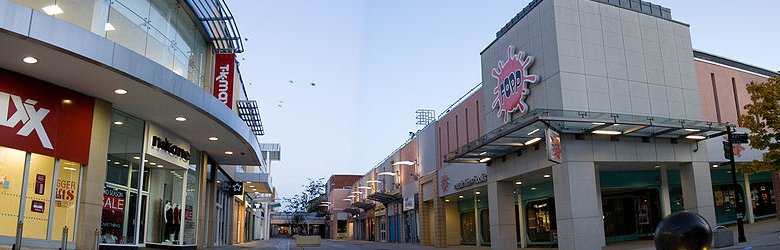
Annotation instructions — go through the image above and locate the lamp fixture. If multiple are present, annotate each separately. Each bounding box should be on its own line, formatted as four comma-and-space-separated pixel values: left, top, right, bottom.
157, 165, 163, 168
113, 121, 123, 125
531, 187, 537, 190
346, 195, 355, 198
357, 186, 372, 190
366, 180, 381, 183
149, 162, 156, 165
351, 191, 362, 194
458, 195, 464, 199
592, 130, 621, 135
377, 172, 396, 176
114, 89, 128, 95
543, 174, 551, 178
225, 151, 234, 155
246, 182, 252, 184
208, 136, 219, 141
175, 116, 187, 122
685, 135, 706, 140
592, 122, 606, 125
445, 199, 450, 202
62, 99, 72, 104
475, 191, 481, 195
392, 161, 415, 166
712, 164, 718, 168
525, 137, 542, 145
63, 167, 77, 171
343, 198, 352, 201
654, 165, 660, 169
684, 128, 701, 132
515, 181, 522, 185
527, 128, 540, 135
479, 157, 491, 163
42, 4, 63, 15
105, 22, 115, 31
479, 152, 487, 156
23, 56, 38, 64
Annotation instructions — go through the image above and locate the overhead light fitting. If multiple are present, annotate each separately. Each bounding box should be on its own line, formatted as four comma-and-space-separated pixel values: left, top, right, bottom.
475, 191, 481, 195
479, 157, 491, 163
114, 89, 128, 95
63, 167, 77, 171
712, 164, 718, 168
346, 195, 356, 198
149, 162, 156, 165
479, 152, 487, 156
62, 99, 72, 104
458, 195, 464, 199
654, 165, 660, 169
246, 182, 252, 184
377, 172, 396, 176
684, 128, 701, 132
685, 135, 706, 140
105, 22, 115, 31
445, 199, 450, 202
357, 186, 371, 189
42, 5, 63, 15
527, 128, 540, 135
23, 56, 38, 64
351, 191, 362, 194
157, 165, 163, 168
392, 161, 415, 166
366, 180, 381, 183
175, 117, 187, 122
208, 136, 219, 141
592, 130, 621, 135
342, 198, 352, 201
592, 122, 606, 125
525, 137, 542, 145
113, 121, 123, 125
515, 181, 522, 185
531, 187, 537, 190
225, 151, 234, 155
543, 174, 551, 178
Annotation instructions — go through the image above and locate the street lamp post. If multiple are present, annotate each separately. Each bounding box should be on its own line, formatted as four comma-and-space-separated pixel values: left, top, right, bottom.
725, 125, 747, 242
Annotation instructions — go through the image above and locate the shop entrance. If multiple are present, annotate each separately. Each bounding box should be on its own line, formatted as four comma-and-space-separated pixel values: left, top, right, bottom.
601, 189, 661, 242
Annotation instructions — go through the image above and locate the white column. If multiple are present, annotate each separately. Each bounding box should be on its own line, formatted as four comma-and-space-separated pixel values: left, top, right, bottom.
553, 162, 605, 250
263, 202, 270, 240
679, 162, 717, 227
743, 174, 755, 224
517, 187, 527, 248
660, 166, 672, 216
487, 181, 517, 250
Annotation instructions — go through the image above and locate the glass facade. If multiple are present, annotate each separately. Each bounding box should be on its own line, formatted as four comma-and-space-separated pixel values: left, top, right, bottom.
0, 146, 82, 243
13, 0, 209, 88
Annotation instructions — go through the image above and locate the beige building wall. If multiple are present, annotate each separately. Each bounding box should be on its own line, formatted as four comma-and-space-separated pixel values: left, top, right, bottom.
75, 99, 111, 250
444, 200, 461, 246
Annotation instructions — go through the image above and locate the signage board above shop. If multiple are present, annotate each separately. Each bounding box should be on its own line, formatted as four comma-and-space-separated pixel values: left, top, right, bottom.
213, 53, 236, 110
438, 163, 488, 197
491, 46, 539, 123
0, 69, 94, 164
146, 124, 191, 169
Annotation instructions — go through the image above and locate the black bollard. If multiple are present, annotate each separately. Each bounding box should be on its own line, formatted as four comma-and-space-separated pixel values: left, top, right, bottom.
653, 211, 712, 250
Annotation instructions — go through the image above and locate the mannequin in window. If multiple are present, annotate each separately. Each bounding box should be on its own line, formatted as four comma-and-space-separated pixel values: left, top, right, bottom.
165, 201, 173, 242
173, 204, 181, 241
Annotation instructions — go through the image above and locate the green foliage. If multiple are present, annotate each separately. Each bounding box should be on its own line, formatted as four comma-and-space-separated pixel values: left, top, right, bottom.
737, 75, 780, 174
282, 178, 326, 235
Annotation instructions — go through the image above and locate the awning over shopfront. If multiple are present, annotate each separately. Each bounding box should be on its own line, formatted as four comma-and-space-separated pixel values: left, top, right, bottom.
367, 192, 402, 205
352, 201, 375, 211
445, 109, 728, 163
343, 207, 362, 215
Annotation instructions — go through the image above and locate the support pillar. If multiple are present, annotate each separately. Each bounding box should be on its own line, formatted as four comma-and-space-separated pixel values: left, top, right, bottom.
75, 100, 111, 250
679, 162, 717, 226
553, 162, 605, 250
660, 166, 672, 216
474, 195, 481, 247
517, 187, 527, 248
488, 181, 517, 250
743, 174, 755, 224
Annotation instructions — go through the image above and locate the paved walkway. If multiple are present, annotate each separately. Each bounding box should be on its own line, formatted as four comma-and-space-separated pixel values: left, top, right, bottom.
208, 219, 780, 250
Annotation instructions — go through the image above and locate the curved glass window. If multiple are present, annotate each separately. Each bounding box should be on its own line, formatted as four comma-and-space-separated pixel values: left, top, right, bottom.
13, 0, 209, 88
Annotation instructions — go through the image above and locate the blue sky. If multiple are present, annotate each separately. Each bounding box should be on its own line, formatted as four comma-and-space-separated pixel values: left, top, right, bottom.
231, 0, 779, 199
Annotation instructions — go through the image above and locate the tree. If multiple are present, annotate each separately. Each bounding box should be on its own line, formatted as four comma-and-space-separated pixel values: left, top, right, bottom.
283, 178, 326, 235
737, 75, 780, 174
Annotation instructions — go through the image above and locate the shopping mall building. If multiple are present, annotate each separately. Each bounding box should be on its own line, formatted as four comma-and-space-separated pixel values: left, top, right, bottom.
333, 0, 779, 249
0, 0, 277, 249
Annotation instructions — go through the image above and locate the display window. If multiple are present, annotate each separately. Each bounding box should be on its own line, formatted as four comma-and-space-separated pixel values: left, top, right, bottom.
750, 182, 776, 218
22, 154, 55, 239
52, 160, 81, 241
0, 146, 26, 237
712, 184, 745, 225
525, 198, 556, 243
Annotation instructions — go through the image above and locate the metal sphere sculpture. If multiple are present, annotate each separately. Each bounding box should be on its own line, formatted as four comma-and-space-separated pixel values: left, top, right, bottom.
653, 211, 712, 250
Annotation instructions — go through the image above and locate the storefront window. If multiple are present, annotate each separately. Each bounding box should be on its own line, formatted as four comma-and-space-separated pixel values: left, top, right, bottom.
0, 146, 26, 237
22, 154, 55, 239
750, 182, 776, 218
101, 110, 145, 244
459, 212, 476, 244
183, 148, 201, 245
525, 198, 556, 243
52, 160, 81, 242
713, 184, 744, 224
145, 167, 185, 244
479, 209, 490, 243
602, 196, 637, 238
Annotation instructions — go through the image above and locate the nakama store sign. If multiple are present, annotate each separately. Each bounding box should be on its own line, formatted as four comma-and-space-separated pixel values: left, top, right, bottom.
213, 53, 236, 109
0, 69, 94, 163
491, 46, 538, 123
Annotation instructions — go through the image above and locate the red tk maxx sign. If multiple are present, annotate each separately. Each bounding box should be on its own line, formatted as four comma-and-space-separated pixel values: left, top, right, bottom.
212, 53, 236, 109
491, 46, 539, 123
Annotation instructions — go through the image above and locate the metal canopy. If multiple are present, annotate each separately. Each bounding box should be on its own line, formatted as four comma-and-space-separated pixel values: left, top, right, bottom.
445, 109, 728, 163
367, 192, 402, 205
343, 207, 362, 215
352, 201, 375, 211
236, 100, 265, 136
185, 0, 244, 53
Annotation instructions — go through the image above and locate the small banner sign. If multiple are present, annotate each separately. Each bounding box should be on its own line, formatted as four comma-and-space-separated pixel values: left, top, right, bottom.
546, 128, 562, 163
